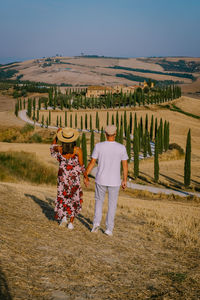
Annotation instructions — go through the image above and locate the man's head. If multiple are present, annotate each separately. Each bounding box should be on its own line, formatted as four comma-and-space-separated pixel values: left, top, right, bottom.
105, 125, 117, 140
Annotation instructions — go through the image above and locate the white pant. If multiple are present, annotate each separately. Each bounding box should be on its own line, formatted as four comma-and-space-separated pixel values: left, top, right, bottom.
93, 183, 120, 232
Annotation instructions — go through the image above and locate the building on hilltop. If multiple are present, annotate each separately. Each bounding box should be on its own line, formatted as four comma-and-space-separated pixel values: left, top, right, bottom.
86, 84, 144, 98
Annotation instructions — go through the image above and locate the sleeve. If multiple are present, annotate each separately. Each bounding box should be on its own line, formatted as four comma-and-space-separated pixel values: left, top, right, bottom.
50, 144, 60, 160
91, 144, 99, 159
121, 146, 129, 161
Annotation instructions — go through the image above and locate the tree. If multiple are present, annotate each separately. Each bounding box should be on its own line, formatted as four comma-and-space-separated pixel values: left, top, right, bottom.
46, 117, 49, 128
129, 112, 132, 134
60, 116, 62, 128
107, 112, 109, 125
65, 111, 67, 127
126, 126, 131, 162
184, 129, 191, 188
37, 109, 39, 122
154, 134, 159, 183
100, 127, 105, 142
145, 114, 148, 132
90, 130, 94, 156
49, 110, 51, 125
75, 113, 77, 128
82, 133, 87, 167
85, 113, 88, 130
119, 124, 123, 144
81, 116, 83, 130
112, 114, 114, 125
56, 115, 59, 127
70, 114, 72, 127
41, 115, 45, 128
90, 114, 92, 131
15, 101, 19, 116
133, 127, 139, 178
96, 112, 99, 129
150, 115, 154, 141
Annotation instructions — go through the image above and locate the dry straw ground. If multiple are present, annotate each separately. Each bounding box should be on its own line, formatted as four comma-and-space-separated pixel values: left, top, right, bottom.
0, 181, 200, 300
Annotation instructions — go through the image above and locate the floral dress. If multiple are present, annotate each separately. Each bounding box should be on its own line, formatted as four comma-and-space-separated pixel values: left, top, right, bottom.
50, 144, 85, 221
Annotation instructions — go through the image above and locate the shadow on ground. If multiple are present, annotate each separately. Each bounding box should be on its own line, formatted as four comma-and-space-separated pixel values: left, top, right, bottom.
0, 265, 12, 300
25, 194, 93, 231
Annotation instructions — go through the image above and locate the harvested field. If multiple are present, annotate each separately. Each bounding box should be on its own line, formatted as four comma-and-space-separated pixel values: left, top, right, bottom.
0, 181, 200, 299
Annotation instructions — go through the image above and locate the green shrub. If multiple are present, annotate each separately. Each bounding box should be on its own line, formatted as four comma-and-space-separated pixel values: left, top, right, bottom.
20, 123, 34, 134
29, 133, 42, 143
169, 143, 184, 155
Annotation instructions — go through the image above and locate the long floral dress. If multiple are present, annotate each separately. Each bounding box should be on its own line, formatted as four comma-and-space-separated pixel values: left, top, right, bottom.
50, 144, 85, 221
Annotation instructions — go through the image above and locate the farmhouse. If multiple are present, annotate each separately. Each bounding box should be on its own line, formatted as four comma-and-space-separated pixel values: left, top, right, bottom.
86, 84, 141, 98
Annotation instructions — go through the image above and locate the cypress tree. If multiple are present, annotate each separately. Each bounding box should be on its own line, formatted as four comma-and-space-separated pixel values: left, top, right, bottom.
23, 99, 26, 109
129, 112, 132, 134
134, 113, 137, 133
116, 111, 119, 127
42, 115, 44, 128
133, 127, 139, 178
155, 117, 158, 139
145, 114, 148, 132
115, 123, 119, 142
164, 120, 167, 151
159, 118, 163, 154
96, 112, 98, 129
124, 111, 127, 136
49, 110, 51, 125
70, 114, 72, 127
46, 117, 49, 128
81, 116, 83, 130
90, 130, 94, 156
100, 127, 105, 142
150, 115, 154, 141
107, 112, 109, 125
154, 134, 159, 183
60, 116, 62, 128
119, 124, 123, 144
37, 109, 39, 122
90, 114, 92, 131
56, 115, 59, 127
85, 113, 88, 130
65, 111, 67, 127
75, 113, 77, 128
20, 98, 22, 110
184, 129, 191, 188
112, 114, 114, 125
32, 110, 35, 121
15, 101, 19, 116
82, 133, 87, 167
147, 132, 152, 156
126, 126, 131, 162
166, 122, 170, 150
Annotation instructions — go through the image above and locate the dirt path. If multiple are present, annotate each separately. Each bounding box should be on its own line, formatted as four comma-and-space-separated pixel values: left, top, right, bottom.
0, 181, 199, 299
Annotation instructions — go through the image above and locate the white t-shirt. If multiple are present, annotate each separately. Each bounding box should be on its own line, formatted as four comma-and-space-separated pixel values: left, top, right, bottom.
92, 141, 128, 186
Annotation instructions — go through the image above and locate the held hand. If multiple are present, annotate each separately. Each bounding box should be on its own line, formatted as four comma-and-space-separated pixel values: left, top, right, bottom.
84, 177, 90, 188
121, 180, 127, 190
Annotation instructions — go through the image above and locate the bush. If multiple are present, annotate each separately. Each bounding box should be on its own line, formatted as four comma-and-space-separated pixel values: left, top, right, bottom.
169, 143, 184, 155
20, 123, 34, 134
29, 133, 42, 143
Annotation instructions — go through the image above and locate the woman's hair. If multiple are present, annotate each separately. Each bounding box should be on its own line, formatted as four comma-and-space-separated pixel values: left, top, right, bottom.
62, 141, 76, 154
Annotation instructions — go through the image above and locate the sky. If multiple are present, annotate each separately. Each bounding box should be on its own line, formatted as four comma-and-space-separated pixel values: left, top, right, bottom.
0, 0, 200, 63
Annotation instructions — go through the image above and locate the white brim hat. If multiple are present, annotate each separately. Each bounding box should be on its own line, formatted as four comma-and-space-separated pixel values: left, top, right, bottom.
57, 127, 79, 143
105, 125, 117, 135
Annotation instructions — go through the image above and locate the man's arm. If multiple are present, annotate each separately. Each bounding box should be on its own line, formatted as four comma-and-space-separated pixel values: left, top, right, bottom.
84, 158, 96, 187
121, 160, 128, 189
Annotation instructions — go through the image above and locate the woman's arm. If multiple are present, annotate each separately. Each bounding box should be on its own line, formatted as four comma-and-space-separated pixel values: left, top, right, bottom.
75, 147, 83, 166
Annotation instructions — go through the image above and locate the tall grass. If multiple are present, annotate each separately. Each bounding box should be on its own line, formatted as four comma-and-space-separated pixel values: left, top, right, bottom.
0, 151, 56, 184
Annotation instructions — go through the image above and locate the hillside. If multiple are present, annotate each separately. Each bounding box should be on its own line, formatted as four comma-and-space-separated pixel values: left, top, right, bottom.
1, 181, 200, 299
1, 56, 200, 97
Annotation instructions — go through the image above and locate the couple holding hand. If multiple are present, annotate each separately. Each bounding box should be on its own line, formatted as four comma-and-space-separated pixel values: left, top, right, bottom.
50, 125, 128, 236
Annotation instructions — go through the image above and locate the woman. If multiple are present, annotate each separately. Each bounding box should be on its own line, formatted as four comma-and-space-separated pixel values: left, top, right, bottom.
50, 127, 86, 229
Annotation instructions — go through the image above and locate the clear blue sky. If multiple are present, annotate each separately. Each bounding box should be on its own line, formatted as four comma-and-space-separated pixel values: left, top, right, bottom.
0, 0, 200, 63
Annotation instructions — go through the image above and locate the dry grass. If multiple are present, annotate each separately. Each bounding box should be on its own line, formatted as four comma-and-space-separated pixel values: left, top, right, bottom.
0, 181, 200, 299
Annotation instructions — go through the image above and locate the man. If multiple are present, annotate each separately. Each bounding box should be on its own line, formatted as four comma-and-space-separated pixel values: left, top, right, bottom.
84, 125, 128, 236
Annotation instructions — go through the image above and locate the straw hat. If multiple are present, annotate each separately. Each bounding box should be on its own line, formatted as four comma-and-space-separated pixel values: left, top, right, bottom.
57, 127, 79, 143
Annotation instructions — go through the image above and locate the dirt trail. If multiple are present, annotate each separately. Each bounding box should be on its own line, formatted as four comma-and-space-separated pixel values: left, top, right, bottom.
0, 181, 200, 299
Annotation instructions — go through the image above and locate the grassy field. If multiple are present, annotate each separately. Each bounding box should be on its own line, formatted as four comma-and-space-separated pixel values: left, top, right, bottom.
0, 181, 200, 299
0, 88, 200, 299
